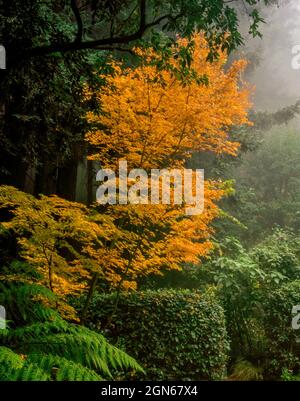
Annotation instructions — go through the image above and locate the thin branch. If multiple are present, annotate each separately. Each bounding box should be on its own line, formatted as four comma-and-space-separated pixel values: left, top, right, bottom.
115, 3, 140, 36
71, 0, 83, 43
94, 46, 137, 55
14, 2, 183, 62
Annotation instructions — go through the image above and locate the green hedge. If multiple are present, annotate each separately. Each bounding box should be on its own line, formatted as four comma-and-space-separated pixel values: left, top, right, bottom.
86, 289, 229, 380
263, 280, 300, 377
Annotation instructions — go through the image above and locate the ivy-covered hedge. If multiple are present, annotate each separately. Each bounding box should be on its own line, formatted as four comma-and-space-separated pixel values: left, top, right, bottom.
86, 289, 229, 380
263, 280, 300, 377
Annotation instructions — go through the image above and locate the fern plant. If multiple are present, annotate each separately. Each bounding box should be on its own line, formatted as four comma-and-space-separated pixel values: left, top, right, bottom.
0, 281, 144, 381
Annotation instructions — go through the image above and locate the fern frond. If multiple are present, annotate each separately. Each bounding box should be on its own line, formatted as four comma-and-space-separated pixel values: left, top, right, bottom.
2, 320, 144, 378
27, 353, 103, 381
0, 282, 59, 325
16, 361, 50, 381
0, 346, 49, 381
0, 346, 23, 369
0, 318, 69, 345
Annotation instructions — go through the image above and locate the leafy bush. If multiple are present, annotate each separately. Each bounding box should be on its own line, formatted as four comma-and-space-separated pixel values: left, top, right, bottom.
85, 289, 229, 380
262, 280, 300, 378
252, 229, 300, 281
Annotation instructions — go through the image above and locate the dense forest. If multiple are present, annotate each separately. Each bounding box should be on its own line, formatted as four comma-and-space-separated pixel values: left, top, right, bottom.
1, 0, 300, 382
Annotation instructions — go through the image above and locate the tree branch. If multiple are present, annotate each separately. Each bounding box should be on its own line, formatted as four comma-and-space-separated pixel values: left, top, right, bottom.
93, 46, 137, 55
13, 1, 182, 62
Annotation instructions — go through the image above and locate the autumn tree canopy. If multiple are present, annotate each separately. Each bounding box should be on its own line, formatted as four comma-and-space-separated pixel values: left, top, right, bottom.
86, 35, 251, 170
84, 35, 252, 290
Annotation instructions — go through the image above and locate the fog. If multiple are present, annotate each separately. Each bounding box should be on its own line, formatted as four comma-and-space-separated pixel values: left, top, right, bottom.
241, 0, 300, 113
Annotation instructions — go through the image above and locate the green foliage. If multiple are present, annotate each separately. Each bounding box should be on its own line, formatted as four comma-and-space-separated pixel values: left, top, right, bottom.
0, 346, 50, 381
191, 238, 268, 361
0, 0, 95, 193
281, 368, 300, 382
0, 344, 103, 381
3, 319, 143, 376
203, 231, 300, 378
26, 354, 102, 381
0, 282, 144, 381
84, 289, 229, 380
223, 129, 300, 244
262, 280, 300, 377
252, 229, 300, 280
229, 358, 263, 381
0, 255, 144, 383
143, 229, 300, 379
0, 281, 59, 327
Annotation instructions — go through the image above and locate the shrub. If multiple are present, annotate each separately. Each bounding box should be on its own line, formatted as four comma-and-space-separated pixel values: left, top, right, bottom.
85, 289, 229, 380
263, 280, 300, 377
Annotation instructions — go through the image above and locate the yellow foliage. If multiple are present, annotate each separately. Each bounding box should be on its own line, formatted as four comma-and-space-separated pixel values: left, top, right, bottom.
83, 34, 252, 290
86, 35, 252, 170
0, 186, 117, 316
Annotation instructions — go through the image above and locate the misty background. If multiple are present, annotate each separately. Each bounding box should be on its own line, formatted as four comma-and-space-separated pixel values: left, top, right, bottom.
244, 0, 300, 112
